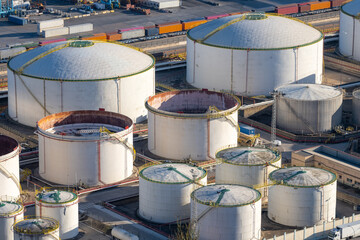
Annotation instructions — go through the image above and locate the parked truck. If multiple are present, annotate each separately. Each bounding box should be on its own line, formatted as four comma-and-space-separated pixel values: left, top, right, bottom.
328, 220, 360, 240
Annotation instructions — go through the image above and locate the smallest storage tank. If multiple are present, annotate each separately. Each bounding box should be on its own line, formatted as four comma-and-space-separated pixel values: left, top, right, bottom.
191, 184, 262, 240
13, 217, 60, 240
36, 189, 78, 239
215, 146, 281, 201
276, 84, 343, 134
139, 163, 207, 223
0, 201, 24, 240
352, 89, 360, 126
268, 167, 337, 227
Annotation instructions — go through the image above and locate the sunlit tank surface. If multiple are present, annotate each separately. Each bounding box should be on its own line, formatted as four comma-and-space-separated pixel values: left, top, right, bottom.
0, 201, 24, 240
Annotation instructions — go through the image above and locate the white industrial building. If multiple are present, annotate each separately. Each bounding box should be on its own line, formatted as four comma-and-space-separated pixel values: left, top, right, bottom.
191, 184, 262, 240
7, 40, 155, 127
186, 13, 323, 96
36, 110, 134, 186
36, 190, 79, 239
146, 90, 240, 160
139, 163, 207, 223
13, 217, 60, 240
275, 84, 343, 134
353, 89, 360, 126
0, 135, 21, 200
268, 167, 337, 227
0, 201, 24, 240
339, 0, 360, 61
215, 146, 281, 201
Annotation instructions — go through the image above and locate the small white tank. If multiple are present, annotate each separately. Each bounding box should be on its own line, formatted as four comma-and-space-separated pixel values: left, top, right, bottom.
13, 217, 60, 240
139, 163, 207, 223
215, 146, 281, 202
35, 189, 78, 239
191, 184, 262, 240
0, 201, 24, 240
268, 167, 337, 227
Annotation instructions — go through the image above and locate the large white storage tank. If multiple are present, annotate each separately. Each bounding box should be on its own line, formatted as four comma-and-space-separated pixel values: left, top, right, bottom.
191, 184, 262, 240
215, 146, 281, 201
339, 0, 360, 61
36, 110, 134, 186
268, 167, 337, 227
7, 40, 155, 127
145, 90, 240, 160
139, 163, 207, 223
36, 189, 78, 239
352, 88, 360, 126
186, 13, 323, 96
13, 217, 60, 240
276, 84, 343, 134
0, 201, 24, 240
0, 135, 21, 200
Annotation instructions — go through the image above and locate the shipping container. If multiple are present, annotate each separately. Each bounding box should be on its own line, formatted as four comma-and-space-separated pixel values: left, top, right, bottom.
37, 19, 64, 34
298, 3, 311, 12
43, 27, 69, 38
121, 29, 145, 39
106, 32, 122, 41
82, 33, 107, 41
68, 23, 93, 34
156, 23, 182, 34
118, 26, 145, 33
8, 15, 27, 25
0, 47, 26, 60
275, 4, 299, 14
39, 38, 67, 46
309, 1, 331, 10
240, 125, 255, 135
181, 17, 205, 23
182, 19, 207, 30
330, 0, 342, 7
205, 13, 229, 20
155, 21, 180, 27
145, 27, 159, 36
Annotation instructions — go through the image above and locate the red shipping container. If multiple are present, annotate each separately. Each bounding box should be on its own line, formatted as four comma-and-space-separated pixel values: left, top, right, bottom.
298, 3, 311, 12
276, 4, 299, 14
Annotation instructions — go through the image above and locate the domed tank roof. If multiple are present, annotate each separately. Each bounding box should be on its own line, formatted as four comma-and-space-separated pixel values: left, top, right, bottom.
269, 167, 336, 187
0, 201, 23, 217
36, 190, 78, 204
13, 217, 59, 234
341, 0, 360, 17
191, 184, 261, 207
276, 84, 342, 101
8, 40, 154, 81
140, 163, 207, 184
187, 13, 323, 50
216, 147, 280, 165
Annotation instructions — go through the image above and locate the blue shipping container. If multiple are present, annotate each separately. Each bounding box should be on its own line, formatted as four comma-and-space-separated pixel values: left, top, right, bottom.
240, 125, 255, 135
9, 15, 27, 25
145, 27, 159, 36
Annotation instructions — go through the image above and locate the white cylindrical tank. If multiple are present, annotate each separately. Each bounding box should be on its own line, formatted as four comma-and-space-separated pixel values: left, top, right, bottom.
13, 217, 60, 240
139, 163, 207, 223
7, 40, 155, 127
36, 110, 134, 186
276, 84, 343, 134
215, 146, 281, 201
0, 201, 24, 240
0, 135, 21, 200
353, 89, 360, 126
339, 0, 360, 61
186, 13, 323, 96
145, 90, 240, 160
191, 184, 262, 240
35, 190, 78, 239
268, 167, 337, 227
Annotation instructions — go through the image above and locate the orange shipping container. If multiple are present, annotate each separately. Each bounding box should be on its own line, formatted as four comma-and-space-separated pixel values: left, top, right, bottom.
157, 23, 182, 34
309, 1, 331, 11
82, 33, 107, 41
106, 32, 122, 41
182, 20, 207, 30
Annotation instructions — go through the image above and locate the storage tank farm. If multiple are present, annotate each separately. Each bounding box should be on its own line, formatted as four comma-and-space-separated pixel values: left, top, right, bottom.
36, 110, 134, 186
215, 146, 281, 202
7, 40, 155, 127
268, 167, 337, 227
35, 189, 79, 239
0, 201, 24, 240
186, 12, 323, 96
139, 163, 207, 223
339, 0, 360, 61
0, 135, 21, 200
145, 89, 240, 160
275, 84, 343, 134
13, 217, 60, 240
352, 88, 360, 126
191, 184, 262, 240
